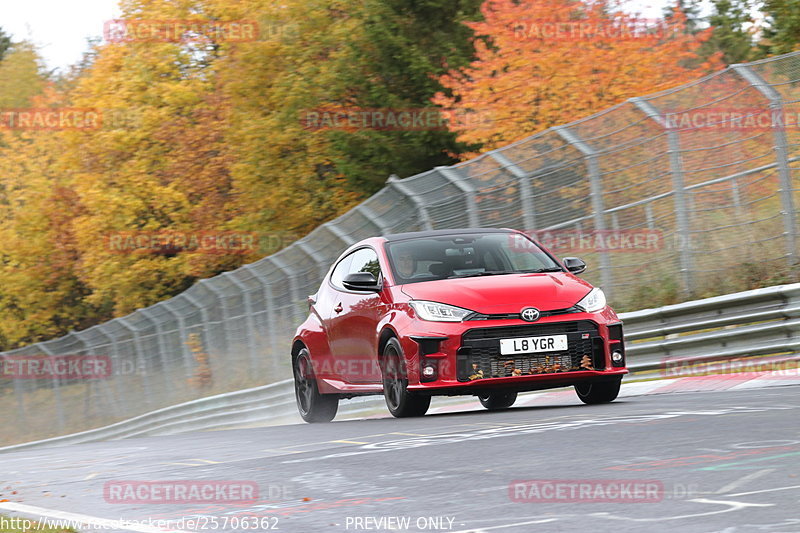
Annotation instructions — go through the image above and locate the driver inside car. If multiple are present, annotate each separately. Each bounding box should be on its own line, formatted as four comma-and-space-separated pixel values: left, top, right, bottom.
396, 252, 417, 278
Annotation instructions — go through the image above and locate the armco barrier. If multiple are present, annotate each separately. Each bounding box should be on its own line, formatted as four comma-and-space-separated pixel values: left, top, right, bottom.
624, 283, 800, 372
3, 283, 797, 453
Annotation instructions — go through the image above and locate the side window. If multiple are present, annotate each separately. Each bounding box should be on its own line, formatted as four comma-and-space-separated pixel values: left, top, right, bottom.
348, 248, 382, 280
329, 254, 353, 289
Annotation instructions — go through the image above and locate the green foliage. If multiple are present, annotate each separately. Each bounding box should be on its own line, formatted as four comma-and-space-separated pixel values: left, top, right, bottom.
703, 0, 756, 64
618, 276, 680, 313
0, 27, 11, 61
0, 42, 46, 108
323, 0, 483, 193
756, 0, 800, 56
664, 0, 705, 34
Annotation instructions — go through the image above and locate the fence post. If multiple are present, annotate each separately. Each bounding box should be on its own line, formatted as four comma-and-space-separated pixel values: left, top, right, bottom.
94, 324, 132, 417
386, 174, 434, 230
554, 125, 614, 299
137, 308, 171, 395
226, 274, 260, 375
160, 299, 196, 379
732, 64, 798, 266
267, 255, 306, 324
243, 264, 283, 375
324, 222, 358, 247
199, 280, 231, 357
490, 151, 536, 231
73, 329, 121, 420
296, 240, 329, 285
37, 343, 66, 432
4, 351, 28, 427
630, 97, 694, 295
356, 205, 394, 235
436, 166, 480, 227
117, 317, 153, 406
181, 291, 217, 387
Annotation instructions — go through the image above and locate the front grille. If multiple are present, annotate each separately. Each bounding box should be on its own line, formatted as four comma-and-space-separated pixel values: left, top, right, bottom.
467, 306, 582, 321
457, 321, 604, 381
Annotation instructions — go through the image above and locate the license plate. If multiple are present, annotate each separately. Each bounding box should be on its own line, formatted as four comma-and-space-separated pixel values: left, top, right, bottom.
499, 335, 568, 355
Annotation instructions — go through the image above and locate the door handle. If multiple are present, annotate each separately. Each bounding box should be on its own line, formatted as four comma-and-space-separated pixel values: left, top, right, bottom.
334, 303, 343, 313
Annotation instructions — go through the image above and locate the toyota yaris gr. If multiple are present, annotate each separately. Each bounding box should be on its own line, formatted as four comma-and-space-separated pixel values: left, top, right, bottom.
291, 228, 627, 422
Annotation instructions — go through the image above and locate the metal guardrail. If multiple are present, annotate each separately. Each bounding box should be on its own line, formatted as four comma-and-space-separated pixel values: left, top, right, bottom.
624, 283, 800, 372
3, 283, 797, 454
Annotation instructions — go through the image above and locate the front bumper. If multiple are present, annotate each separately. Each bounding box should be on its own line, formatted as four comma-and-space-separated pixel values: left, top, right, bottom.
399, 310, 627, 393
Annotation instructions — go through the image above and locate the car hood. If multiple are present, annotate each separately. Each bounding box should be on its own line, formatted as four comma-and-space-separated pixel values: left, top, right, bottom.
398, 272, 594, 314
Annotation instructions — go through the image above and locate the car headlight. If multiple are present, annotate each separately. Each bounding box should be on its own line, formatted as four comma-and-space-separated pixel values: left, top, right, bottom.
409, 300, 474, 322
576, 288, 607, 313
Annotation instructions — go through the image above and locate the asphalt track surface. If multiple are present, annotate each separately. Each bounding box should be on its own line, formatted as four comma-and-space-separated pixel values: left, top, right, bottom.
2, 382, 800, 533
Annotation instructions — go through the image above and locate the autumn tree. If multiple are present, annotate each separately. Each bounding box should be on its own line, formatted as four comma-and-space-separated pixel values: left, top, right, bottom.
63, 0, 244, 316
0, 41, 47, 108
0, 86, 104, 348
433, 0, 724, 151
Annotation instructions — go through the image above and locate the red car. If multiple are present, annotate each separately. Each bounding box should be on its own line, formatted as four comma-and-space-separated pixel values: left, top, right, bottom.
291, 228, 627, 422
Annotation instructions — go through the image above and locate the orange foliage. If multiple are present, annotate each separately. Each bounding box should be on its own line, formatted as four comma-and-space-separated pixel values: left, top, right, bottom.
433, 0, 724, 153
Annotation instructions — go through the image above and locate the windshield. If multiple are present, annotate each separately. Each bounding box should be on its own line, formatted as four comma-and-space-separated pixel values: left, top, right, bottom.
385, 232, 563, 284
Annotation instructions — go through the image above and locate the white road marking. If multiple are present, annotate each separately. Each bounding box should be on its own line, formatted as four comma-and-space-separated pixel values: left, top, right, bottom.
0, 502, 191, 533
727, 484, 800, 497
591, 498, 773, 522
449, 518, 559, 532
716, 469, 776, 494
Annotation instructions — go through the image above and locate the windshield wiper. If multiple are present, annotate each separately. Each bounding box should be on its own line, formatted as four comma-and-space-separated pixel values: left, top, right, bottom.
448, 268, 564, 279
447, 268, 562, 279
448, 270, 517, 279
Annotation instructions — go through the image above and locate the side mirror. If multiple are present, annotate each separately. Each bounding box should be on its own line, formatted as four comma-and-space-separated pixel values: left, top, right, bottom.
342, 272, 382, 292
562, 257, 586, 274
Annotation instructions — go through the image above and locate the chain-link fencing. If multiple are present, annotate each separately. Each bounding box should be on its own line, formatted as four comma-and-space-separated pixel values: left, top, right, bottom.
1, 53, 798, 445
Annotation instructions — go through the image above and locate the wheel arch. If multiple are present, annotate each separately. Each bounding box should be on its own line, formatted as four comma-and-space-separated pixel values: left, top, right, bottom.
291, 339, 307, 362
377, 326, 400, 359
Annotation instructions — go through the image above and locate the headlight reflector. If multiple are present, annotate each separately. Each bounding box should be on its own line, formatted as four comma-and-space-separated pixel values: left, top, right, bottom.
409, 300, 474, 322
576, 288, 607, 313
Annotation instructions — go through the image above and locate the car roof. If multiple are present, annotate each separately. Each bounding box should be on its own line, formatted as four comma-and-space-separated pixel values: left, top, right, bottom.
381, 227, 517, 242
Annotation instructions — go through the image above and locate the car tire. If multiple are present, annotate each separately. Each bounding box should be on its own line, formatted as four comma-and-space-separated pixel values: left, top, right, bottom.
382, 338, 431, 418
478, 391, 518, 410
293, 347, 338, 423
574, 377, 622, 404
